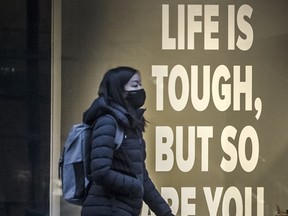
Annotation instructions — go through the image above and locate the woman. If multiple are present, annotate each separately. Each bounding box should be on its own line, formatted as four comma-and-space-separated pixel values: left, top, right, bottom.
81, 66, 175, 216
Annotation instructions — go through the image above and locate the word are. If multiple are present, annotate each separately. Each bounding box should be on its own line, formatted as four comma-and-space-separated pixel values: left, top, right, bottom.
141, 187, 264, 216
162, 4, 253, 50
155, 125, 259, 172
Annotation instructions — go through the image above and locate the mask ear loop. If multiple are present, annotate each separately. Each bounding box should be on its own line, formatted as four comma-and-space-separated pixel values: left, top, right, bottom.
122, 91, 128, 99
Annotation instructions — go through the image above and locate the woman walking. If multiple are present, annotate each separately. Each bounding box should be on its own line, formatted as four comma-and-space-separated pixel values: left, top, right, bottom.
81, 66, 175, 216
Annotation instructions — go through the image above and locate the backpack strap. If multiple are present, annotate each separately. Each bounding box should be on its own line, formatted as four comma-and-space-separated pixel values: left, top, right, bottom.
106, 114, 124, 150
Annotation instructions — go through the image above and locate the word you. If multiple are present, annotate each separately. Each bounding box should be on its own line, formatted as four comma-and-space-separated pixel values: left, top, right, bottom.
141, 187, 264, 216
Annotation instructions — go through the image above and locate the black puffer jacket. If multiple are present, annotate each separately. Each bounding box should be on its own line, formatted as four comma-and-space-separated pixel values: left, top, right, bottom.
81, 97, 173, 216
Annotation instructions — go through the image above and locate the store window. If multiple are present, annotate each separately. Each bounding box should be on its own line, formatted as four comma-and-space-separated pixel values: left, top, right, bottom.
60, 1, 288, 216
0, 1, 51, 215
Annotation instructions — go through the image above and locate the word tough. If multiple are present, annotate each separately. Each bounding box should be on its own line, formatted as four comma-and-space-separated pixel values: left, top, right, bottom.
152, 64, 253, 112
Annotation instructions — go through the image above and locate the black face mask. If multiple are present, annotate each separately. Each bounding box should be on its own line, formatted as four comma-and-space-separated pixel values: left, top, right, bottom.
126, 89, 146, 109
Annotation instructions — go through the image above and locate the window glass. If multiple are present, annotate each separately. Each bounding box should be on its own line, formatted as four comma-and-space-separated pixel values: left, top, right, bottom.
0, 1, 51, 215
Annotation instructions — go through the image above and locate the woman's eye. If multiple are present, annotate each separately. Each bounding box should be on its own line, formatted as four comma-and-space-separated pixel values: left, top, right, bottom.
132, 83, 141, 88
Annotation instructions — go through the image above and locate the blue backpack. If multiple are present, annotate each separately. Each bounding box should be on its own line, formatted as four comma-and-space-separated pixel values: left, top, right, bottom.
59, 115, 124, 205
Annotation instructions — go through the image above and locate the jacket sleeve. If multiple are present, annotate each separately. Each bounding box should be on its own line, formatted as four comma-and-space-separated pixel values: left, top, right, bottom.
142, 140, 174, 216
90, 115, 142, 195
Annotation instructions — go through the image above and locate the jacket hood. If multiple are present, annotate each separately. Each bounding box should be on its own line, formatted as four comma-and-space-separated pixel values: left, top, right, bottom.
82, 97, 130, 127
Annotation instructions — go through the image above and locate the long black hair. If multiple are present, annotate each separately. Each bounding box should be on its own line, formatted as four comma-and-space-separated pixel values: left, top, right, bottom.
98, 66, 136, 106
98, 66, 146, 131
